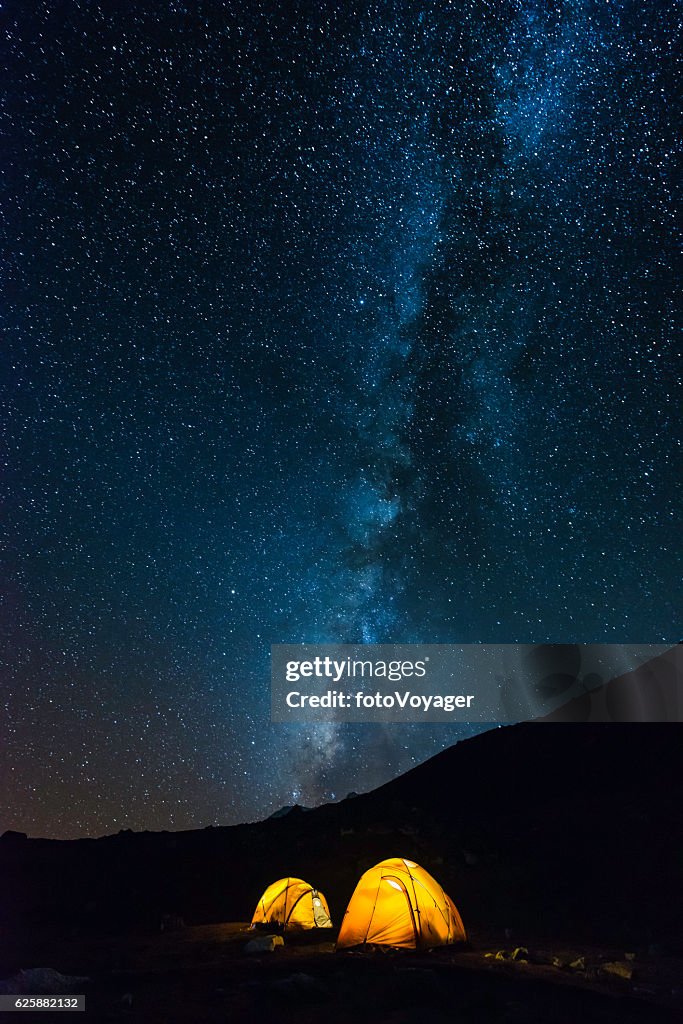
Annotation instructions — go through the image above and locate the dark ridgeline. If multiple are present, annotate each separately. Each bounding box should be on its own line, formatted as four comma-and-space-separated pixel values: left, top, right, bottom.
1, 649, 681, 951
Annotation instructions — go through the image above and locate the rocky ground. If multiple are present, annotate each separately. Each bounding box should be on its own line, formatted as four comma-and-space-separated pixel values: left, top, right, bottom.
2, 922, 682, 1023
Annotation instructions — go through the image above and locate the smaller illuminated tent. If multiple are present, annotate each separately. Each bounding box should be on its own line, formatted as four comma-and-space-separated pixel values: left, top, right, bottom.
251, 877, 333, 931
336, 858, 466, 950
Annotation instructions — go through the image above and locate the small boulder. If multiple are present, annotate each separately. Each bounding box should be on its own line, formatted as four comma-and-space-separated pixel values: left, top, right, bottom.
511, 947, 529, 962
245, 934, 285, 954
601, 961, 633, 981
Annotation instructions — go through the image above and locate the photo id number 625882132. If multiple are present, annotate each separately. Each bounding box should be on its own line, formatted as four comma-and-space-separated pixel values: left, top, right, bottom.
0, 995, 85, 1011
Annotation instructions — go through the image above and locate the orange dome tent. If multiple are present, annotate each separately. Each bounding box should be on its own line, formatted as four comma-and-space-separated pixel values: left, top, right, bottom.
251, 877, 332, 931
336, 857, 466, 949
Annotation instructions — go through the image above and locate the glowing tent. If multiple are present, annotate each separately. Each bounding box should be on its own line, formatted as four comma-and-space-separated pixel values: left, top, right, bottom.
336, 857, 466, 949
251, 877, 332, 931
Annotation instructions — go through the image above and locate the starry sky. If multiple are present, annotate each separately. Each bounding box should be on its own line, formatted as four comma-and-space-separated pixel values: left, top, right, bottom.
2, 1, 680, 839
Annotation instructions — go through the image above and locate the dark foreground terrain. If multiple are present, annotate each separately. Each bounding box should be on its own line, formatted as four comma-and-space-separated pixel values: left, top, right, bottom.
3, 922, 683, 1023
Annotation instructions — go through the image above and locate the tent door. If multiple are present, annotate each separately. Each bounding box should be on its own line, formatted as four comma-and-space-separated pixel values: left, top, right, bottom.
312, 891, 331, 928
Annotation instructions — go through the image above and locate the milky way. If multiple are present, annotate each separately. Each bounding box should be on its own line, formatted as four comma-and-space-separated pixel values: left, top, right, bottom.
3, 1, 680, 837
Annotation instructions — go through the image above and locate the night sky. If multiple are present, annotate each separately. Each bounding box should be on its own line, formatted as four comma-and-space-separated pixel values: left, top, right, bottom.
2, 1, 680, 839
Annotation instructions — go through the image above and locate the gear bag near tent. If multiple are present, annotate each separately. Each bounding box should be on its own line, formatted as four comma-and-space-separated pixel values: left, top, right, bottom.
336, 858, 466, 950
251, 877, 333, 931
